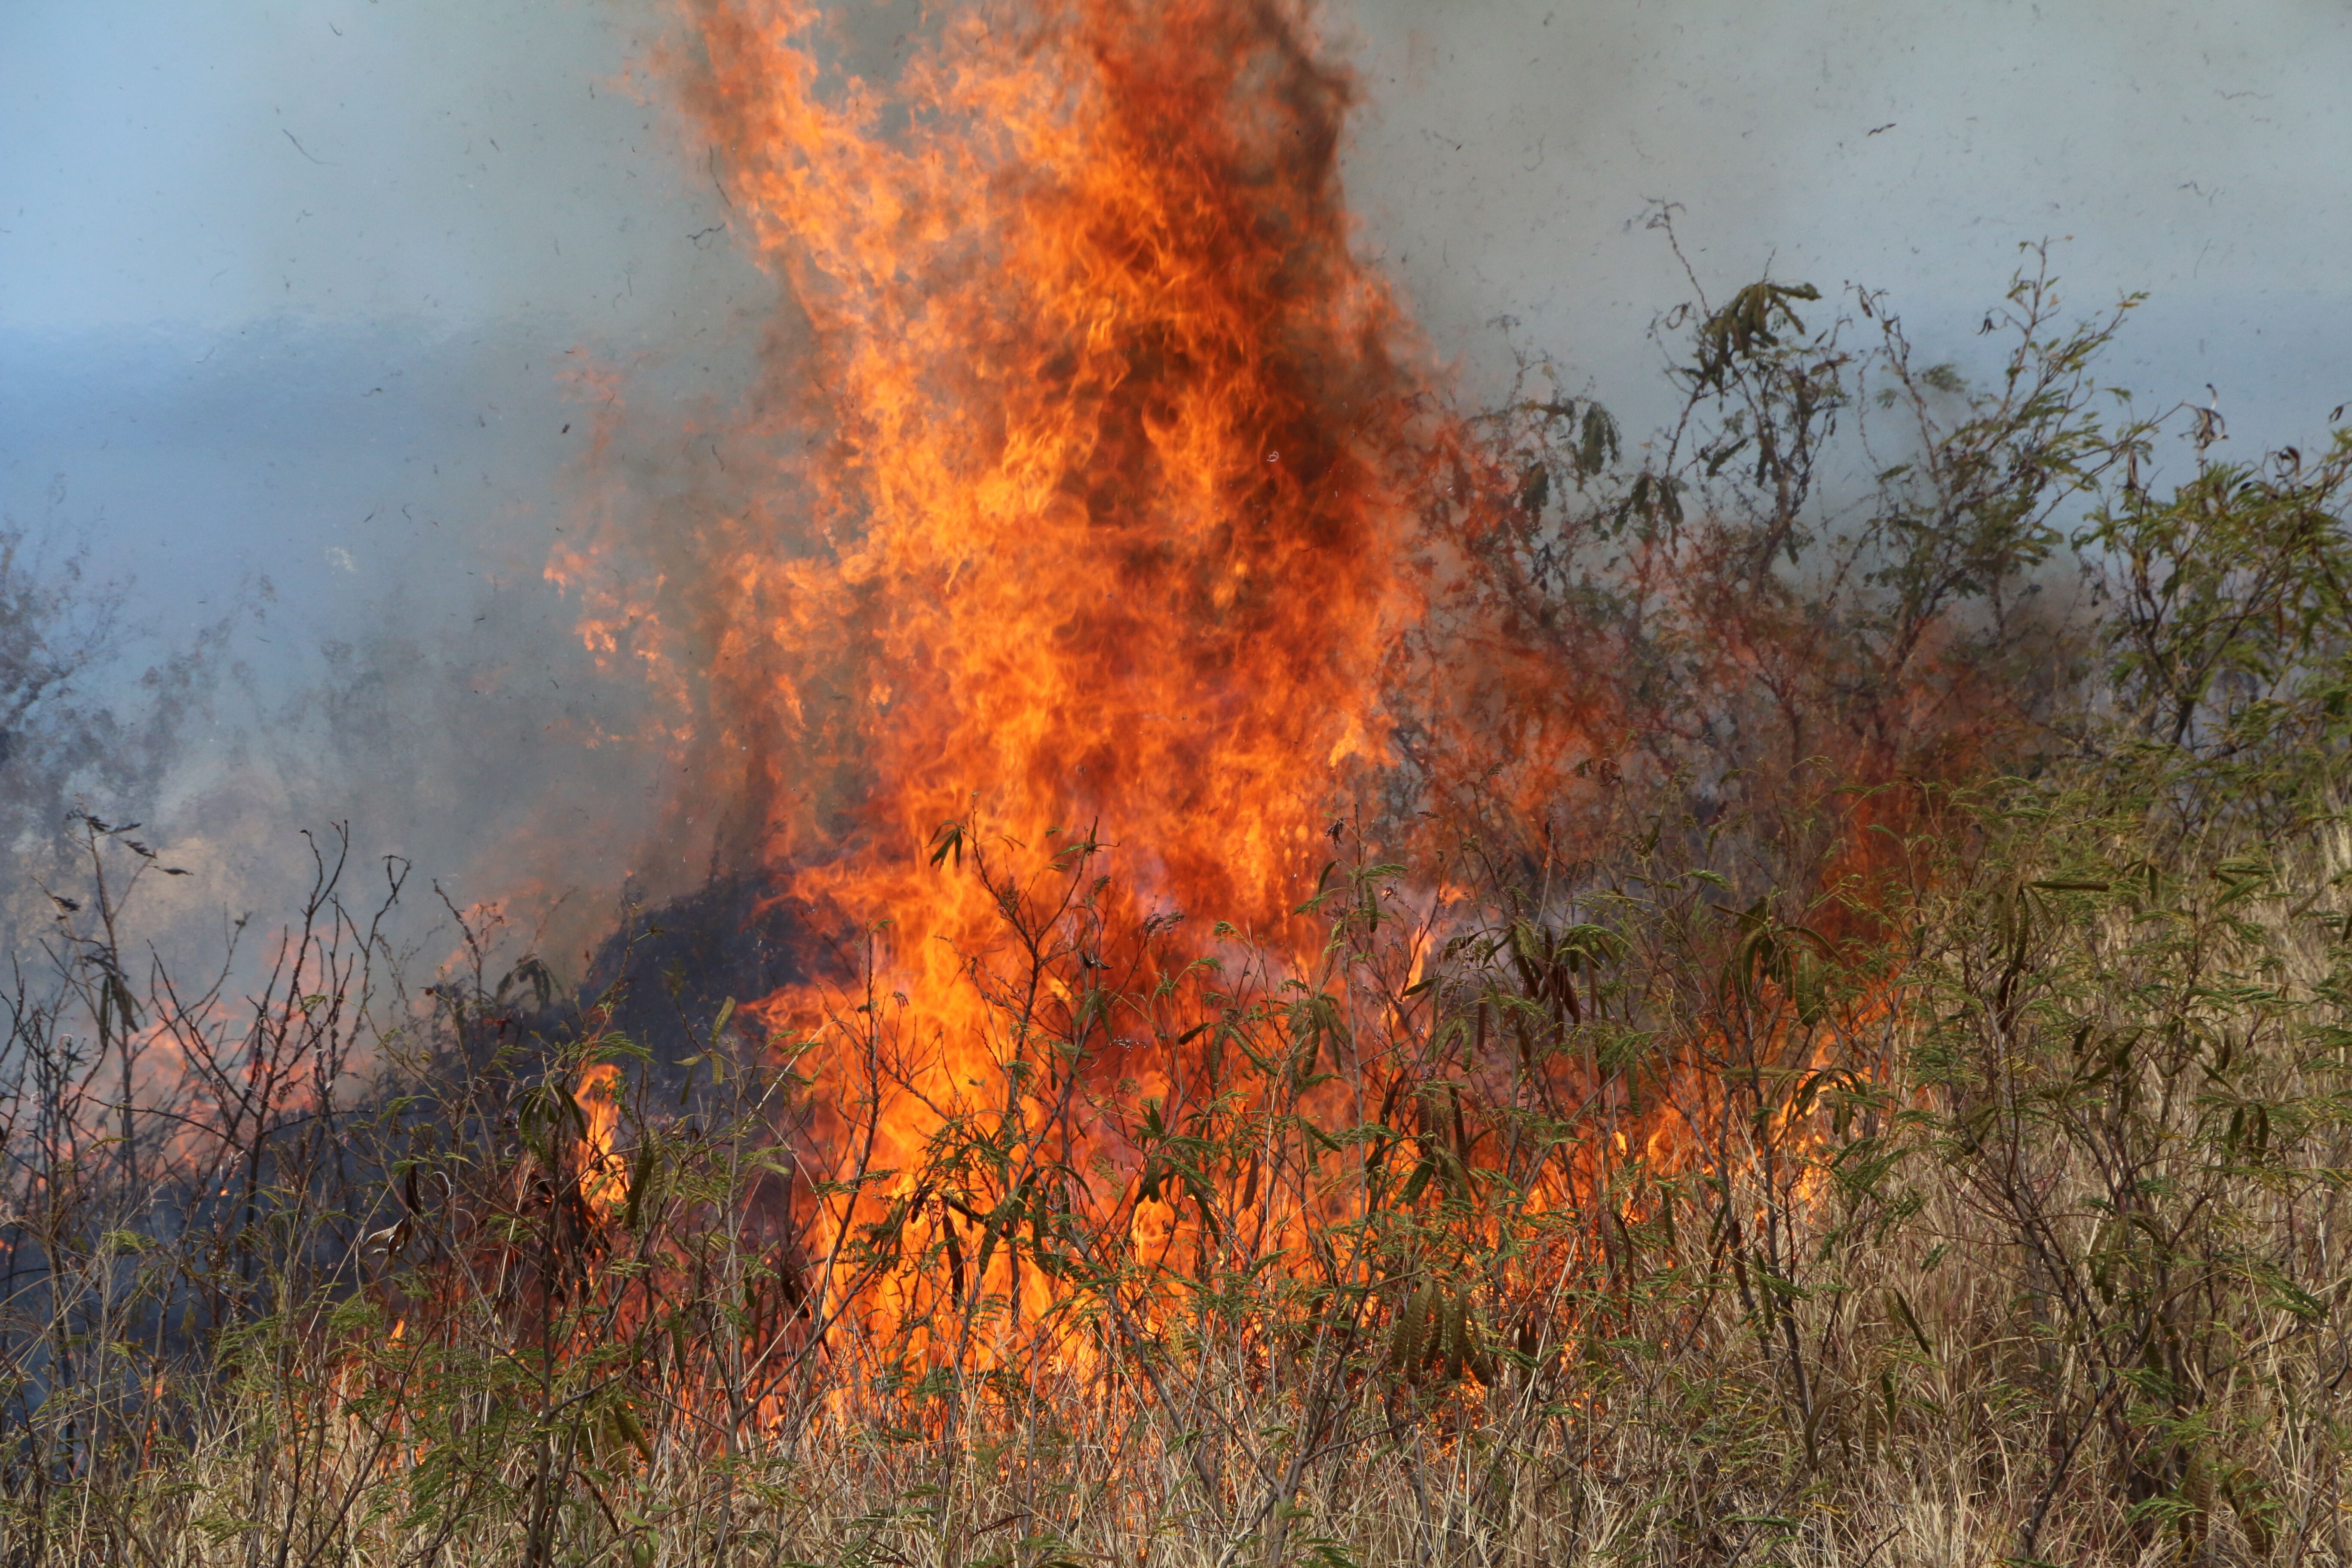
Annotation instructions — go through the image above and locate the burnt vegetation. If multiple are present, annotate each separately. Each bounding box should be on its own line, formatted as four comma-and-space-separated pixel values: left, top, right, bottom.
4, 250, 2352, 1568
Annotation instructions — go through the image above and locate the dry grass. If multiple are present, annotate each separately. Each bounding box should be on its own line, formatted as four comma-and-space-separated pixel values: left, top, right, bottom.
3, 739, 2348, 1567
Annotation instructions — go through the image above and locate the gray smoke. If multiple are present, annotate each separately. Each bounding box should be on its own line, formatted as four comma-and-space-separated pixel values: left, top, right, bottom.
1343, 0, 2352, 451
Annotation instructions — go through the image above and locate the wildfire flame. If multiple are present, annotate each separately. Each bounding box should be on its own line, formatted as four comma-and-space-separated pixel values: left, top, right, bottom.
662, 0, 1437, 1289
530, 0, 1916, 1413
690, 0, 1423, 894
573, 1061, 629, 1219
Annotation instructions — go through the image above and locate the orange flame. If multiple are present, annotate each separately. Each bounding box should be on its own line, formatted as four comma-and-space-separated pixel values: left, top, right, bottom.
665, 0, 1437, 1268
573, 1062, 629, 1219
690, 0, 1421, 879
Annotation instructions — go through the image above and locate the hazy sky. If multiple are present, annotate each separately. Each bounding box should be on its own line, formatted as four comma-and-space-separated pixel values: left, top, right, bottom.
10, 0, 2346, 607
3, 3, 755, 638
1344, 0, 2352, 445
4, 0, 2348, 922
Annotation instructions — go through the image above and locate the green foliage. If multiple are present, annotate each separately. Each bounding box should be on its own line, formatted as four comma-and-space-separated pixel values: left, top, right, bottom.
2083, 429, 2352, 760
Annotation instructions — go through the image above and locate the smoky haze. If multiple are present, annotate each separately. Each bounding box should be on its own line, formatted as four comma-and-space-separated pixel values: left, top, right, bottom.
3, 0, 2346, 973
1, 1, 774, 967
1342, 0, 2352, 453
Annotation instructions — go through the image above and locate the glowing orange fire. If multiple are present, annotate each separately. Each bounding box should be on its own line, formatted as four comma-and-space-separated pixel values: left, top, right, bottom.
663, 0, 1437, 1303
690, 0, 1422, 887
573, 1061, 630, 1219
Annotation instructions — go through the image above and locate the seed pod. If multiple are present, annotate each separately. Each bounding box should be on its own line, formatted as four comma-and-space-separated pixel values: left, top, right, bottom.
1390, 1285, 1431, 1374
611, 1402, 651, 1461
1466, 1310, 1497, 1385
